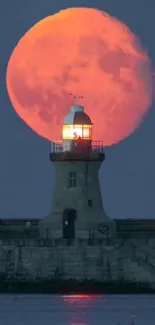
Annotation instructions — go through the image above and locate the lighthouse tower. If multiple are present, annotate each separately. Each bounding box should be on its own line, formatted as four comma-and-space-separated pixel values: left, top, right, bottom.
40, 104, 115, 239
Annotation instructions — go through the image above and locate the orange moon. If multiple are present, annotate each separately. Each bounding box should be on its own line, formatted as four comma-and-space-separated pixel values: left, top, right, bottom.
6, 7, 153, 146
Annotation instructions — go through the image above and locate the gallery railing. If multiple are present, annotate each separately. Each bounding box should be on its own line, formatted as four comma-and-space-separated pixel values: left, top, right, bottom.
50, 140, 104, 153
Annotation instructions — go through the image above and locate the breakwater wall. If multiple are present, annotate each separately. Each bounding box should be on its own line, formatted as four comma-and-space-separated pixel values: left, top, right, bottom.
0, 238, 155, 287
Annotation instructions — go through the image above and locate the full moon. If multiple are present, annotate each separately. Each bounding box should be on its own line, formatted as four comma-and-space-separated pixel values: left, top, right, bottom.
6, 7, 153, 146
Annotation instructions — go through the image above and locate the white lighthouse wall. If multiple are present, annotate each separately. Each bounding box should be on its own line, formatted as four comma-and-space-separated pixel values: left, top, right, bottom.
40, 161, 115, 238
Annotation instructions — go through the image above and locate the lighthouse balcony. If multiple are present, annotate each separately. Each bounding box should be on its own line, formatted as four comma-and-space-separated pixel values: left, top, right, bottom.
50, 141, 105, 162
50, 140, 104, 153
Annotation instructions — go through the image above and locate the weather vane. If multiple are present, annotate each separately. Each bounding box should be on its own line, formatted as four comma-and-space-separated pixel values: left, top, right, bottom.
70, 93, 83, 104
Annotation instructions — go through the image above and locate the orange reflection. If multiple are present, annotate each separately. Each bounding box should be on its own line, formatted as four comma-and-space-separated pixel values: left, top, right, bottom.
62, 294, 100, 304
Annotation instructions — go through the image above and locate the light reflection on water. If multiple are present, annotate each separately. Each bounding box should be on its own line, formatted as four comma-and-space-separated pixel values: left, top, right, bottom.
0, 294, 154, 324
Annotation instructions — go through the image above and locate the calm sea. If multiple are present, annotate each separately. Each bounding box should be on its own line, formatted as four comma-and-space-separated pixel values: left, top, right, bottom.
0, 294, 154, 324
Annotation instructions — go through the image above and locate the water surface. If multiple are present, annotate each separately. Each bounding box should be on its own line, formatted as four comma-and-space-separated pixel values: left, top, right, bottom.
0, 294, 154, 324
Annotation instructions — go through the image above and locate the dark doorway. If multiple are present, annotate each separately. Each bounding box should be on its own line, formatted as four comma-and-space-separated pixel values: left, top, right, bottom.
63, 209, 77, 239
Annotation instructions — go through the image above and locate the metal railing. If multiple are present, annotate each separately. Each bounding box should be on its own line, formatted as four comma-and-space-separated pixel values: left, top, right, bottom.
50, 141, 104, 153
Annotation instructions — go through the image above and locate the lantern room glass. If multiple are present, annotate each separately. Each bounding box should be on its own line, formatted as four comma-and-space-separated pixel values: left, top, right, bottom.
62, 124, 92, 140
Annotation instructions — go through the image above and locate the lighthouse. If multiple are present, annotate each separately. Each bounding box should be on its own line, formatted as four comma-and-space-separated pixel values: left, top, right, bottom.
40, 104, 115, 239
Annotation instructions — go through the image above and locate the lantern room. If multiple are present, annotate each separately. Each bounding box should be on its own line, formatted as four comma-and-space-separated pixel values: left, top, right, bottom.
62, 105, 92, 140
62, 105, 93, 152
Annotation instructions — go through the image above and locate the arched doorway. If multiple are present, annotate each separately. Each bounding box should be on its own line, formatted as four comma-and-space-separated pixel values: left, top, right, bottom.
63, 209, 77, 239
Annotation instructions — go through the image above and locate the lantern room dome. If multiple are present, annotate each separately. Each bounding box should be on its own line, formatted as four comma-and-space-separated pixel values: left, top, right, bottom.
63, 105, 92, 125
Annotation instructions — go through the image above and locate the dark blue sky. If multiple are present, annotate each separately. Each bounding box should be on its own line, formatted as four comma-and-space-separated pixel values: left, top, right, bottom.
0, 0, 155, 219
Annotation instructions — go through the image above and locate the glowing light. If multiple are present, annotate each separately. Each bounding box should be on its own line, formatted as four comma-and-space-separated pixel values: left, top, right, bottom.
62, 124, 92, 140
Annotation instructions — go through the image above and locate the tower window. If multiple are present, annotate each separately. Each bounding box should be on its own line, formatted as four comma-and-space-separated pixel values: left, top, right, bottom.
68, 172, 76, 188
88, 199, 92, 207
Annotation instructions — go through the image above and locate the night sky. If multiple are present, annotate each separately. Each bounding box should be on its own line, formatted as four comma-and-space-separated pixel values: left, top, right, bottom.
0, 0, 155, 219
